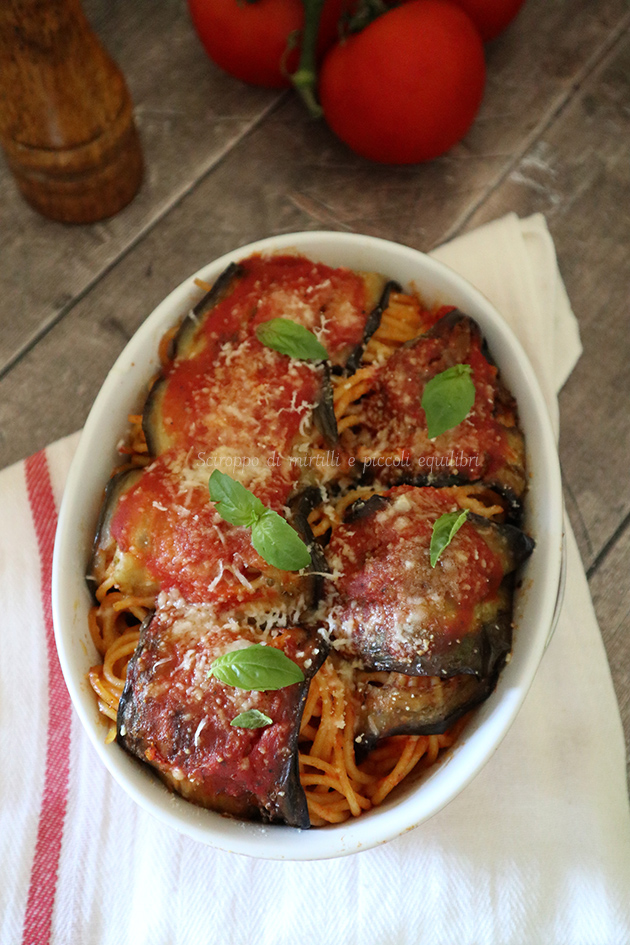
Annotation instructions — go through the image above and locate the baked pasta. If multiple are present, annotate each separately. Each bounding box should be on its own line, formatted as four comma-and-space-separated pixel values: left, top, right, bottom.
87, 252, 533, 827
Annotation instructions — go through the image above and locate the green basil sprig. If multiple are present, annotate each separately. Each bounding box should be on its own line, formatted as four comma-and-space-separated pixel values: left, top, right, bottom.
255, 317, 329, 361
230, 709, 273, 729
209, 470, 311, 571
208, 469, 265, 527
430, 509, 470, 567
421, 364, 476, 439
210, 644, 305, 691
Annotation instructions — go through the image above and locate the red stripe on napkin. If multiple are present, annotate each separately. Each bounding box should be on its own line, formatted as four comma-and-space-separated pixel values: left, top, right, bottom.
22, 451, 71, 945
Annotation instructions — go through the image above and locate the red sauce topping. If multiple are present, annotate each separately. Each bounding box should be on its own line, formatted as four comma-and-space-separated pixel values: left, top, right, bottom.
110, 455, 306, 607
326, 486, 505, 673
157, 255, 371, 456
120, 612, 323, 824
355, 315, 524, 490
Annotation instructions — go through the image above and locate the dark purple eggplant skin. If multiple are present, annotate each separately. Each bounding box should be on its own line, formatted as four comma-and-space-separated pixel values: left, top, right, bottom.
142, 263, 245, 457
354, 672, 494, 751
410, 307, 473, 344
118, 609, 328, 827
406, 308, 497, 371
170, 261, 244, 362
467, 511, 535, 568
343, 493, 390, 523
312, 361, 338, 446
141, 374, 169, 457
289, 487, 331, 607
345, 279, 401, 375
86, 467, 144, 595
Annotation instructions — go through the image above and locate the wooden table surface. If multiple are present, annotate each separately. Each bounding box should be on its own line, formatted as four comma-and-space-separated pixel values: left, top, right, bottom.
1, 0, 629, 788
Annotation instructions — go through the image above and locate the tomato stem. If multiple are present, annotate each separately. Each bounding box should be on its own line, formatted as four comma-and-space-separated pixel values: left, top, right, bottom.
345, 0, 390, 33
292, 0, 326, 118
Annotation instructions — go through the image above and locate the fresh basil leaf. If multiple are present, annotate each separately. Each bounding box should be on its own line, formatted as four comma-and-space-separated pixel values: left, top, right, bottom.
230, 709, 273, 729
255, 318, 329, 362
430, 509, 470, 568
208, 471, 311, 570
208, 469, 265, 528
210, 644, 305, 691
251, 509, 312, 572
421, 364, 475, 439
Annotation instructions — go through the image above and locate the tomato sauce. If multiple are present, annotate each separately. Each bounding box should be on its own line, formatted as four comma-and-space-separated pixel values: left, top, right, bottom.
325, 485, 505, 676
154, 254, 372, 462
354, 313, 525, 498
110, 454, 309, 608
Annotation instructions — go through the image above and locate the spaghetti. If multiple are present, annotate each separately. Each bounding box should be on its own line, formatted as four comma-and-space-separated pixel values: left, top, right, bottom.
87, 253, 528, 827
297, 657, 467, 825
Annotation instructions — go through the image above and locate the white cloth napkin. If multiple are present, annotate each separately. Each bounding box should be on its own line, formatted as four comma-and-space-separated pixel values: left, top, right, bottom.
431, 213, 582, 436
2, 214, 629, 945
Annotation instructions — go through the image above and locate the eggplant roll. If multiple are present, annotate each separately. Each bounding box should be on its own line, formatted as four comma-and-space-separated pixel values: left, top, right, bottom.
344, 310, 527, 507
323, 485, 534, 678
118, 598, 327, 827
142, 256, 387, 465
88, 450, 323, 620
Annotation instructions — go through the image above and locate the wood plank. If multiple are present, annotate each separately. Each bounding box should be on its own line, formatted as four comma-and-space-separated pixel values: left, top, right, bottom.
587, 524, 630, 781
1, 0, 629, 475
457, 23, 630, 573
0, 168, 317, 468
0, 0, 282, 374
1, 0, 628, 378
252, 0, 630, 250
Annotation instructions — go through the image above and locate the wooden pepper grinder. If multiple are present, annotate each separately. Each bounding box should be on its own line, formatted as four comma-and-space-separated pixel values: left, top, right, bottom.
0, 0, 143, 223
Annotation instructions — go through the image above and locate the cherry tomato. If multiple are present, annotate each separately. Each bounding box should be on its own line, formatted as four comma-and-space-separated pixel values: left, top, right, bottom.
447, 0, 526, 41
187, 0, 348, 88
319, 0, 486, 164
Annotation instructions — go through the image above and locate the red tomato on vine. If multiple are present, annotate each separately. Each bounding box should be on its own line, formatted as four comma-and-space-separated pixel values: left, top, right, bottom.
448, 0, 526, 41
319, 0, 486, 164
187, 0, 348, 88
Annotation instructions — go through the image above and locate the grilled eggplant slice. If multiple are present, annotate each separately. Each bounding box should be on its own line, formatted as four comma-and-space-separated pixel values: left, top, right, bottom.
344, 310, 527, 508
324, 485, 533, 678
118, 601, 327, 826
312, 362, 338, 446
143, 262, 246, 456
98, 453, 316, 618
345, 279, 401, 375
143, 256, 389, 459
87, 467, 150, 595
172, 262, 244, 362
354, 672, 492, 749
